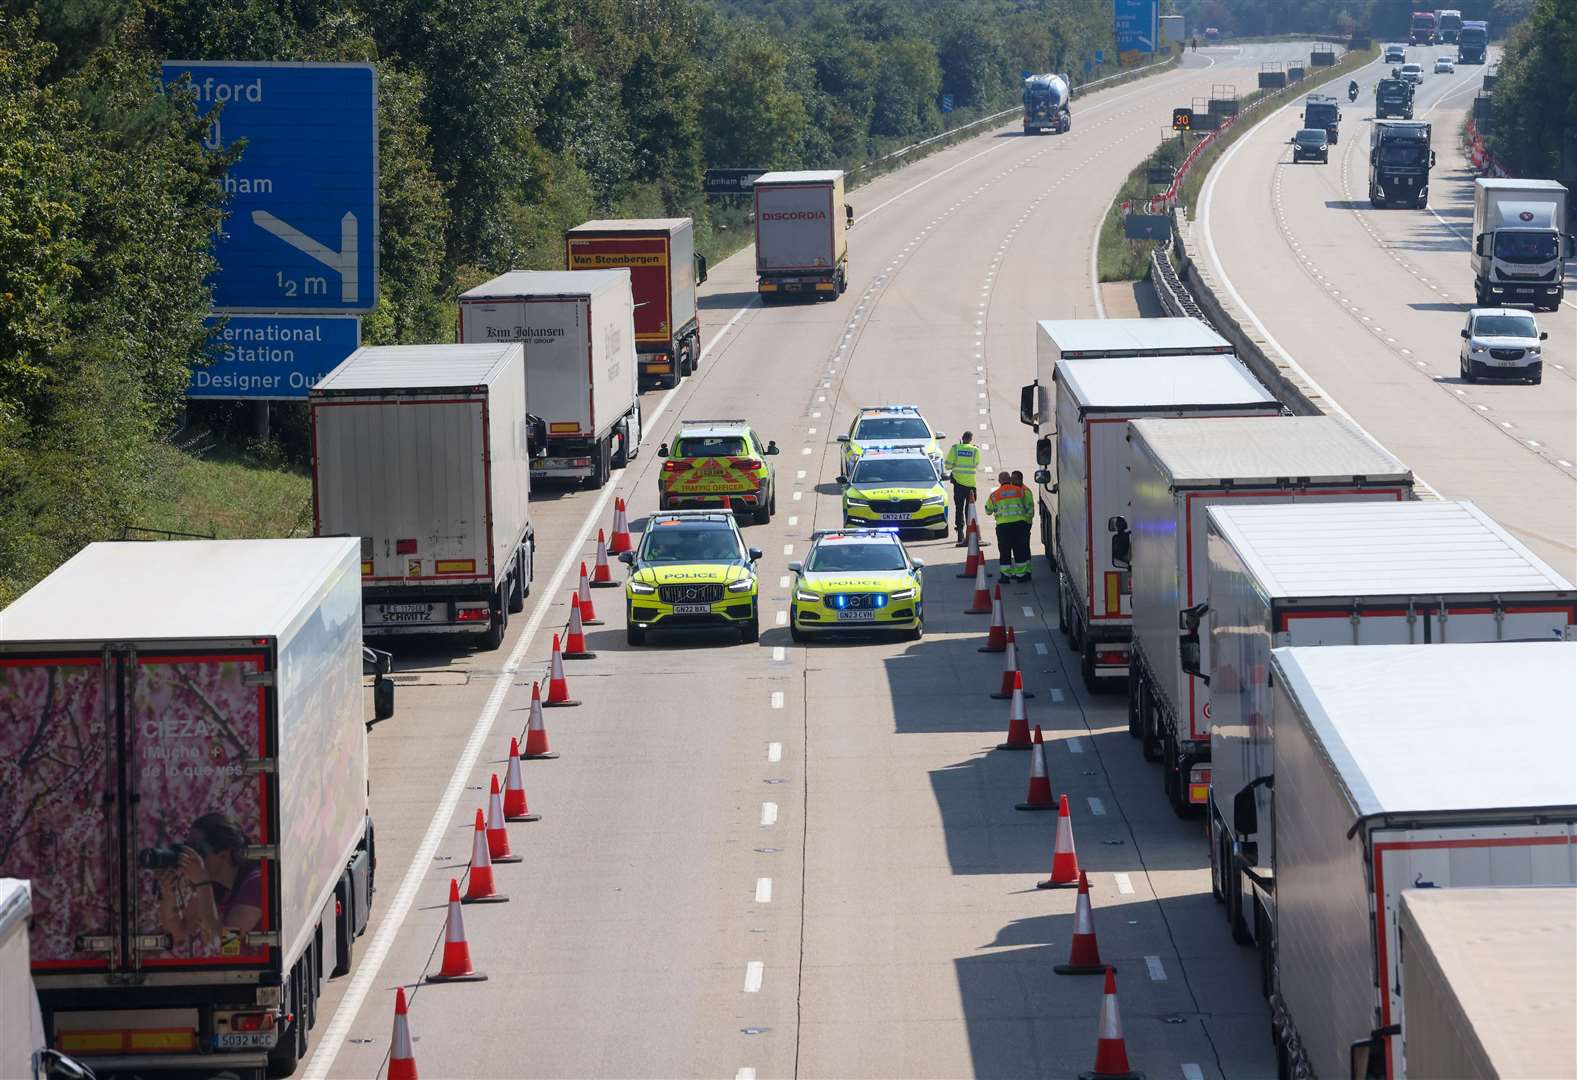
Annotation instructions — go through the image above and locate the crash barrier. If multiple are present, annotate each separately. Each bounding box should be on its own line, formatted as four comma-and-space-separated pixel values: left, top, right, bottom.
1150, 244, 1208, 322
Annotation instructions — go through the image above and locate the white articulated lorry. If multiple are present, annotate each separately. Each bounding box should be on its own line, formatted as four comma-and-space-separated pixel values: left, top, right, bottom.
1470, 178, 1571, 311
1258, 643, 1577, 1080
1199, 501, 1577, 963
1391, 887, 1577, 1080
1122, 416, 1413, 816
1041, 352, 1281, 691
1, 879, 46, 1080
311, 343, 535, 651
753, 170, 850, 301
458, 269, 642, 486
0, 538, 395, 1080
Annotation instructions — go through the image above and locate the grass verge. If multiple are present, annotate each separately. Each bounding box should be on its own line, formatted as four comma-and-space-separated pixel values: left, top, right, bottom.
138, 440, 312, 541
1097, 41, 1380, 281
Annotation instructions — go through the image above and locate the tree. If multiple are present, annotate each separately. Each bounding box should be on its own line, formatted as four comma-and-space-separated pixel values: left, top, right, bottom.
702, 24, 809, 169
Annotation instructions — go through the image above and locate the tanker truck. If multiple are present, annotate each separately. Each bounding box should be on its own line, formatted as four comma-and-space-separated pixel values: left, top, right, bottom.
1022, 73, 1071, 135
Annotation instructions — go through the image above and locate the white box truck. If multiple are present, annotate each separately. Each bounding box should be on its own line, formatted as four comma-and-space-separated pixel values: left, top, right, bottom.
311, 343, 535, 651
1123, 416, 1413, 816
0, 538, 395, 1080
1392, 887, 1577, 1080
753, 170, 850, 301
1471, 178, 1571, 310
1257, 643, 1577, 1080
457, 269, 642, 486
566, 218, 706, 389
1, 880, 46, 1080
1045, 353, 1281, 691
1199, 501, 1577, 960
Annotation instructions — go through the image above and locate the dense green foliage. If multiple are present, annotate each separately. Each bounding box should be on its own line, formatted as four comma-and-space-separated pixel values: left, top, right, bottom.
0, 0, 1135, 604
1482, 0, 1577, 191
1173, 0, 1530, 40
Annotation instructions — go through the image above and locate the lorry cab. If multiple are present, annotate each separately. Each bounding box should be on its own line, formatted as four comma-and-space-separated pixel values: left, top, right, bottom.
1301, 94, 1340, 143
1369, 120, 1434, 208
1471, 178, 1572, 311
1374, 78, 1414, 119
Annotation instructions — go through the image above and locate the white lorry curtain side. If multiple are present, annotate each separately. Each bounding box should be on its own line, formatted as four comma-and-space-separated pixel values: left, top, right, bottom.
1266, 643, 1577, 1080
1126, 415, 1413, 813
753, 170, 846, 274
1398, 887, 1577, 1080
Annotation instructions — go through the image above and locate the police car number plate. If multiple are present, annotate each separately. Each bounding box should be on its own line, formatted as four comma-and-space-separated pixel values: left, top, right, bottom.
836, 610, 877, 622
673, 603, 712, 615
877, 513, 910, 521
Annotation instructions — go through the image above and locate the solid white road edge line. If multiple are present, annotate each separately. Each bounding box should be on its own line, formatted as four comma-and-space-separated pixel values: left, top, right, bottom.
306, 295, 756, 1080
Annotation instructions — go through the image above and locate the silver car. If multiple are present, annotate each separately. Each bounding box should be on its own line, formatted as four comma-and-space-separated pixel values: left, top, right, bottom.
1459, 308, 1547, 384
1434, 55, 1455, 73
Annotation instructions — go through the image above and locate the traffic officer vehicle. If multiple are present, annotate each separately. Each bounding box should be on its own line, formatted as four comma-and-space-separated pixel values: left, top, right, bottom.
838, 447, 950, 537
787, 529, 925, 642
657, 419, 780, 524
620, 509, 762, 644
837, 405, 944, 476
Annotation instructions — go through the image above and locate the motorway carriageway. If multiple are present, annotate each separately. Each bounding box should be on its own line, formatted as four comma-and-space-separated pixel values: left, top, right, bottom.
303, 43, 1329, 1080
1198, 44, 1576, 578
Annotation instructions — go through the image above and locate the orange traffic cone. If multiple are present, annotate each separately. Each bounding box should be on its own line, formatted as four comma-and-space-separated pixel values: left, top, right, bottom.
965, 560, 992, 614
388, 987, 419, 1079
461, 809, 508, 904
503, 739, 542, 821
591, 529, 617, 587
520, 682, 559, 757
967, 500, 989, 546
997, 671, 1033, 750
562, 594, 596, 659
1055, 872, 1108, 975
485, 775, 522, 863
1038, 794, 1082, 887
957, 523, 988, 578
608, 498, 633, 554
991, 627, 1035, 699
544, 635, 580, 707
1016, 725, 1055, 811
577, 562, 603, 624
980, 589, 1008, 652
426, 879, 488, 982
1078, 968, 1144, 1079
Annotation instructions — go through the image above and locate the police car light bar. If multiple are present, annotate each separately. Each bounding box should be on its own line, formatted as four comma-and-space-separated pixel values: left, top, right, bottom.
679, 419, 750, 426
859, 404, 922, 414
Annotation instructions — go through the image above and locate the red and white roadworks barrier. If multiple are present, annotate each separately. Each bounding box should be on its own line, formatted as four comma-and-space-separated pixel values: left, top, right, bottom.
1464, 116, 1509, 177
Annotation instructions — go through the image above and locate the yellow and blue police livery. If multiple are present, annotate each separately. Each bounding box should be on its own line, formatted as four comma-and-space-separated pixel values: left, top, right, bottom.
788, 530, 924, 641
839, 447, 949, 536
836, 405, 944, 476
621, 510, 762, 645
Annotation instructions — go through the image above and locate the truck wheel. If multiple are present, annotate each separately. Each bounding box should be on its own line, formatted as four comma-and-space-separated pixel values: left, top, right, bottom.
1056, 579, 1071, 638
587, 438, 612, 489
1079, 638, 1100, 694
1228, 866, 1254, 945
481, 590, 507, 651
507, 550, 525, 614
837, 269, 848, 295
688, 334, 702, 373
1208, 819, 1227, 903
657, 364, 679, 390
1141, 689, 1163, 762
1127, 674, 1143, 738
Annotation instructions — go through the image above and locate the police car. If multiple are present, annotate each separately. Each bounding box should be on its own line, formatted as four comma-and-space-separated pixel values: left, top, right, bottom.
657, 420, 780, 524
836, 405, 944, 476
788, 529, 924, 641
620, 510, 762, 645
838, 446, 949, 536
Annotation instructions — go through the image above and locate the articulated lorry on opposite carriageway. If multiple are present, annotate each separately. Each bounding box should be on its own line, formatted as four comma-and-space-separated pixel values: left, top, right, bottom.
0, 538, 397, 1080
1119, 416, 1413, 818
311, 343, 536, 651
1256, 642, 1576, 1080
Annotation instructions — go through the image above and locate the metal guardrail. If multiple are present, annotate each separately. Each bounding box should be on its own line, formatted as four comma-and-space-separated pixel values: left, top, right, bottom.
849, 54, 1183, 179
1150, 244, 1208, 322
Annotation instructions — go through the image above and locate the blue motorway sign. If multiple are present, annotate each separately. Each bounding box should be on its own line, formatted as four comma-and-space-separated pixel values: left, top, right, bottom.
190, 315, 360, 400
940, 94, 955, 113
161, 61, 377, 313
1114, 0, 1159, 53
1095, 49, 1106, 64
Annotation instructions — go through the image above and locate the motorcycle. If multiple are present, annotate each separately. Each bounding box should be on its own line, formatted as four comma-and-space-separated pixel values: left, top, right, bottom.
1348, 81, 1359, 102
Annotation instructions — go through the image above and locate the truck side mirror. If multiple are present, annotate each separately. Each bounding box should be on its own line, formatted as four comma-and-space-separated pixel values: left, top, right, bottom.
1460, 328, 1469, 338
1035, 435, 1052, 467
695, 253, 708, 285
1540, 331, 1549, 340
1429, 150, 1436, 168
1178, 602, 1209, 682
1349, 1026, 1400, 1080
363, 646, 395, 728
1019, 383, 1040, 427
1033, 468, 1052, 487
845, 205, 855, 228
1567, 234, 1576, 258
1233, 783, 1259, 836
765, 441, 780, 455
1474, 233, 1488, 256
1107, 515, 1131, 570
658, 443, 669, 458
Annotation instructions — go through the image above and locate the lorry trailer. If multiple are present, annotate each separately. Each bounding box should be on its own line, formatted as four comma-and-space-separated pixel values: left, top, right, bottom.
0, 538, 395, 1080
566, 218, 706, 390
1260, 642, 1576, 1080
1021, 73, 1071, 134
1471, 177, 1571, 310
311, 343, 535, 650
1301, 93, 1341, 143
1199, 500, 1577, 963
1043, 353, 1281, 691
1392, 887, 1577, 1080
1122, 416, 1412, 816
753, 170, 850, 300
458, 269, 642, 486
1370, 120, 1434, 207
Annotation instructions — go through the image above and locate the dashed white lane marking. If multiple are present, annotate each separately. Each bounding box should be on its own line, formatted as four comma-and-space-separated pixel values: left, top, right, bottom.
792, 491, 803, 501
782, 544, 794, 555
1021, 605, 1035, 617
775, 611, 788, 626
1067, 737, 1083, 754
1087, 797, 1106, 816
744, 961, 764, 993
1146, 955, 1167, 981
1560, 460, 1574, 469
737, 1069, 757, 1080
755, 878, 773, 903
771, 646, 786, 662
801, 447, 812, 455
1034, 642, 1049, 656
778, 575, 790, 589
1182, 1066, 1206, 1080
770, 691, 784, 709
788, 515, 799, 526
767, 742, 782, 763
1050, 688, 1065, 703
1114, 872, 1135, 895
796, 469, 807, 479
761, 802, 778, 826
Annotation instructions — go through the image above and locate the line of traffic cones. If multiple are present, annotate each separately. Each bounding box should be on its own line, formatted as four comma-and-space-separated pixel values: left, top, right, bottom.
461, 809, 508, 903
426, 879, 488, 982
485, 776, 522, 863
562, 595, 597, 659
997, 671, 1033, 751
980, 589, 1008, 652
590, 529, 617, 586
1016, 725, 1056, 811
577, 563, 603, 624
1037, 794, 1082, 887
504, 739, 543, 820
544, 634, 580, 706
519, 683, 559, 759
608, 498, 632, 554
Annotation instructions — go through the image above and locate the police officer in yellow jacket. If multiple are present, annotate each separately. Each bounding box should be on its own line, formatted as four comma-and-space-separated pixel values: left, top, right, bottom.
985, 470, 1035, 581
942, 431, 980, 545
